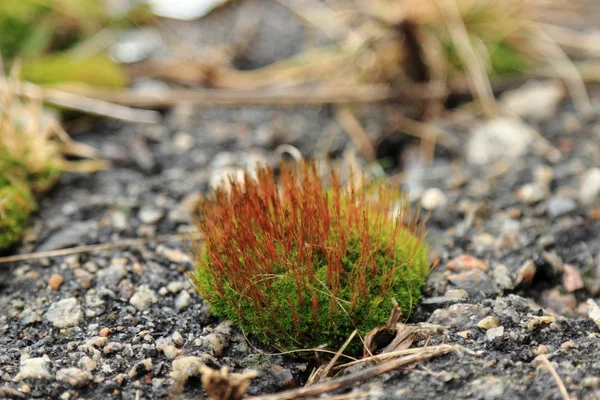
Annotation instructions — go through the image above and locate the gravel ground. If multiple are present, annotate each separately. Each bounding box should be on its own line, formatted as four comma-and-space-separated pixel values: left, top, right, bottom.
4, 3, 600, 399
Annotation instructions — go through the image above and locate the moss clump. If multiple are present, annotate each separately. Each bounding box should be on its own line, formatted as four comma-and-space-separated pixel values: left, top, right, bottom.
192, 163, 430, 354
0, 76, 108, 251
0, 184, 34, 250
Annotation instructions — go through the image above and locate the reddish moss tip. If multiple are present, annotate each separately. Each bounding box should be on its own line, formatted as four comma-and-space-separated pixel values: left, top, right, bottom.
192, 162, 430, 353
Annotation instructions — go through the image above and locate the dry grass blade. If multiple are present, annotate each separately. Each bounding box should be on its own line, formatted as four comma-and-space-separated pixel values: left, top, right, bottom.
50, 84, 446, 108
535, 355, 571, 400
435, 0, 497, 118
0, 78, 160, 124
0, 233, 203, 264
248, 344, 458, 400
335, 343, 475, 370
200, 366, 258, 400
530, 24, 593, 118
307, 330, 358, 386
336, 106, 376, 162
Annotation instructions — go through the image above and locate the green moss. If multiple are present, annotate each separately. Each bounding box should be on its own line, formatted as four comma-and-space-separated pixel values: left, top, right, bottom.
0, 185, 34, 250
193, 168, 430, 354
197, 232, 428, 353
22, 53, 128, 88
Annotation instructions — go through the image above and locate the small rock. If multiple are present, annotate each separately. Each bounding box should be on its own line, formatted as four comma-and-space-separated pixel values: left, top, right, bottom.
420, 188, 447, 210
456, 330, 470, 339
73, 268, 94, 289
45, 298, 83, 328
446, 255, 488, 272
270, 364, 294, 387
493, 264, 514, 291
173, 131, 194, 152
547, 196, 577, 218
162, 345, 180, 360
536, 345, 549, 355
86, 336, 108, 348
421, 295, 466, 308
516, 183, 546, 204
500, 80, 565, 121
175, 291, 191, 312
467, 117, 532, 165
583, 377, 600, 389
38, 222, 96, 251
486, 326, 504, 341
128, 359, 152, 378
99, 328, 110, 337
542, 252, 564, 276
103, 342, 123, 354
118, 279, 134, 300
525, 316, 556, 330
477, 316, 500, 330
19, 308, 41, 326
587, 299, 600, 330
130, 137, 156, 172
447, 269, 497, 297
172, 331, 185, 347
78, 356, 97, 372
428, 303, 490, 329
493, 295, 530, 323
48, 274, 64, 290
167, 281, 188, 293
444, 289, 469, 298
138, 207, 164, 224
156, 246, 192, 264
563, 264, 584, 292
56, 368, 92, 387
130, 285, 158, 311
14, 357, 52, 381
97, 263, 126, 288
580, 168, 600, 205
534, 165, 555, 188
514, 260, 536, 287
170, 356, 205, 389
202, 333, 227, 357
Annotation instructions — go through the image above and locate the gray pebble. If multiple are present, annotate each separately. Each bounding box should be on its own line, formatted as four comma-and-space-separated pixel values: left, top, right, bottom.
547, 196, 577, 217
175, 291, 191, 312
130, 285, 158, 311
45, 298, 83, 328
56, 368, 92, 387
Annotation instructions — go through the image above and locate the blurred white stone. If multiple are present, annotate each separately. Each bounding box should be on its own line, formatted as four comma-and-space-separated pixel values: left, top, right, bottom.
580, 167, 600, 205
501, 81, 565, 121
149, 0, 229, 20
110, 28, 164, 64
421, 188, 447, 210
467, 117, 532, 165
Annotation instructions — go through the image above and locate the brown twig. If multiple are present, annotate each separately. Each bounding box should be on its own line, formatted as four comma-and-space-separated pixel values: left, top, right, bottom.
536, 355, 571, 400
248, 344, 458, 400
49, 84, 447, 108
336, 106, 376, 162
435, 0, 498, 118
0, 78, 161, 124
0, 233, 203, 264
307, 330, 358, 385
530, 24, 593, 118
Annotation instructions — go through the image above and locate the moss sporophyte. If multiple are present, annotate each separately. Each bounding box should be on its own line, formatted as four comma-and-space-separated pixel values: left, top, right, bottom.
192, 162, 430, 354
